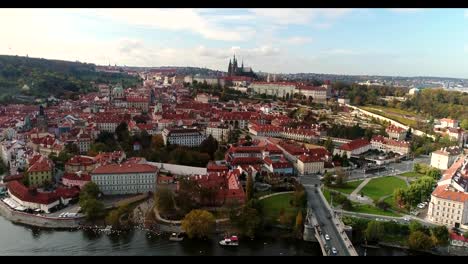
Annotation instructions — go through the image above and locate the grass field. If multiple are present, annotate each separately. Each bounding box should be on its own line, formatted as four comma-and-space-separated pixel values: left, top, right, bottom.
351, 204, 401, 217
399, 171, 425, 178
360, 176, 408, 201
260, 193, 298, 223
328, 180, 364, 195
362, 106, 419, 127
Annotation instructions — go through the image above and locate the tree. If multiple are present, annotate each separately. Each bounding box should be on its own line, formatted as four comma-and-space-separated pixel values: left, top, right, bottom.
409, 220, 425, 234
246, 174, 254, 201
245, 134, 252, 142
81, 198, 104, 221
151, 134, 165, 149
214, 149, 226, 160
154, 187, 175, 215
365, 221, 385, 242
295, 210, 304, 235
335, 168, 348, 187
181, 210, 215, 239
199, 135, 219, 160
427, 168, 441, 181
393, 188, 407, 208
323, 172, 333, 187
464, 231, 468, 239
430, 225, 449, 246
461, 119, 468, 130
81, 182, 100, 199
231, 205, 262, 238
414, 163, 421, 173
115, 122, 130, 147
323, 137, 334, 153
376, 201, 390, 211
408, 231, 434, 251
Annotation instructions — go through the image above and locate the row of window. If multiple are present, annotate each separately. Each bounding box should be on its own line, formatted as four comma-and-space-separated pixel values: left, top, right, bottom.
437, 201, 462, 208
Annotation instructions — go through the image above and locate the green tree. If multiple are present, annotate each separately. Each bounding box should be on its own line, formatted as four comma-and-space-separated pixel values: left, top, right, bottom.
323, 172, 333, 187
154, 187, 175, 215
414, 163, 421, 173
408, 231, 434, 251
461, 119, 468, 130
199, 135, 219, 160
334, 168, 348, 187
365, 221, 385, 242
409, 220, 425, 234
430, 225, 449, 246
231, 205, 262, 238
464, 231, 468, 239
427, 168, 441, 181
181, 210, 215, 239
323, 137, 334, 153
80, 197, 104, 221
214, 149, 226, 160
246, 174, 254, 201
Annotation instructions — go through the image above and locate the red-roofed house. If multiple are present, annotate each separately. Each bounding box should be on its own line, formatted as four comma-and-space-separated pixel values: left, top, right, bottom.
370, 135, 410, 155
62, 172, 92, 189
91, 163, 158, 195
65, 155, 97, 173
333, 138, 371, 158
27, 155, 54, 187
428, 156, 468, 229
386, 125, 407, 141
7, 181, 59, 213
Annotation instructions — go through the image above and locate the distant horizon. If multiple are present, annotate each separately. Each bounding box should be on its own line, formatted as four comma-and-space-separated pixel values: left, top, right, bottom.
5, 53, 465, 81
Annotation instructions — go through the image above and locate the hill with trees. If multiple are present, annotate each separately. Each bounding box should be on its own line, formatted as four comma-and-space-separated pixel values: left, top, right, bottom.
0, 55, 140, 102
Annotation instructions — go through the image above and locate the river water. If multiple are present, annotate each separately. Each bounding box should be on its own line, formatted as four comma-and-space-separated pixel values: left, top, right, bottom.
0, 216, 323, 256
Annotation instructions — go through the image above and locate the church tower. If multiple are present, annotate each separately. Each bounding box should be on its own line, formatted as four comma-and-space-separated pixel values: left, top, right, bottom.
228, 59, 232, 76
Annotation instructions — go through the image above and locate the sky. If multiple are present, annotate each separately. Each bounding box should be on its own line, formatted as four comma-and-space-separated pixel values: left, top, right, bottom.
1, 8, 468, 78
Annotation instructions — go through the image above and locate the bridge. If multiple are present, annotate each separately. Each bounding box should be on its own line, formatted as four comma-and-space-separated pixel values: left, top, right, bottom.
301, 176, 358, 256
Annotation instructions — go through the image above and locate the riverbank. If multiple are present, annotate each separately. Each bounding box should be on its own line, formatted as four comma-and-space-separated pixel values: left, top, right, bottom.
0, 199, 83, 229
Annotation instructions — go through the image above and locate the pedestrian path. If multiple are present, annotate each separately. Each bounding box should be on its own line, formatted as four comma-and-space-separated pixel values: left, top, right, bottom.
350, 178, 371, 197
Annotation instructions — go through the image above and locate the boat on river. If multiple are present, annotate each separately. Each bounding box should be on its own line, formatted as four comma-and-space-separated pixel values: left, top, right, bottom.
219, 236, 239, 246
169, 233, 184, 242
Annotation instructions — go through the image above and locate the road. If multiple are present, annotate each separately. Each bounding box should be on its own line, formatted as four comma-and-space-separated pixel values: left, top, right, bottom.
347, 155, 431, 180
301, 175, 352, 256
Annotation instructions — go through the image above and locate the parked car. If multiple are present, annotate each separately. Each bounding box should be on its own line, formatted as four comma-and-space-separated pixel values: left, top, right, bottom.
325, 234, 330, 241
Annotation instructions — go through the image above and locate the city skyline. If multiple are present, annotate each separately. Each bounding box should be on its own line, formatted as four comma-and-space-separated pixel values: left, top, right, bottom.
1, 8, 468, 78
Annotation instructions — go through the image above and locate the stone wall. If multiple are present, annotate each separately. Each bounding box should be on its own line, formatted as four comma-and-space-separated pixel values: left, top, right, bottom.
0, 200, 83, 229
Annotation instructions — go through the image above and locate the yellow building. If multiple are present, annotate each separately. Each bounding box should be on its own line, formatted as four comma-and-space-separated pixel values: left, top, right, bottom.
27, 155, 54, 187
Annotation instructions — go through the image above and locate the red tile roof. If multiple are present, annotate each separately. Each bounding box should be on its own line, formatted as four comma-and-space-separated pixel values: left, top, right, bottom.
432, 184, 468, 203
62, 172, 92, 182
7, 181, 58, 205
92, 163, 157, 174
339, 138, 370, 151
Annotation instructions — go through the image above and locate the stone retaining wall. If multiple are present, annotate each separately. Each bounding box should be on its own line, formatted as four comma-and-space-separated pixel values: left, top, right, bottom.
0, 200, 83, 229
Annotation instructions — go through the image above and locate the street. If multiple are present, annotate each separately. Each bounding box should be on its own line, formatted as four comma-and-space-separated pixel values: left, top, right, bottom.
301, 175, 351, 256
347, 155, 431, 180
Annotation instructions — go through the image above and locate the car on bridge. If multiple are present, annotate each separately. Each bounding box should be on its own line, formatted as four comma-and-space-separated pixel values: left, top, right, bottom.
331, 247, 338, 255
325, 234, 330, 241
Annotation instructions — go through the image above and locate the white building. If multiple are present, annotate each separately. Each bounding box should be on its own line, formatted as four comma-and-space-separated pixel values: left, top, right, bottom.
297, 155, 325, 175
206, 125, 230, 143
427, 156, 468, 229
370, 135, 410, 155
430, 146, 463, 170
333, 138, 371, 158
249, 82, 296, 98
386, 125, 407, 141
440, 118, 459, 129
408, 87, 420, 95
91, 163, 158, 195
162, 127, 206, 147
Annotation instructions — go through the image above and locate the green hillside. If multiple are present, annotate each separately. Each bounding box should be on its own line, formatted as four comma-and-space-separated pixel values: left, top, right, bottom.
0, 55, 140, 102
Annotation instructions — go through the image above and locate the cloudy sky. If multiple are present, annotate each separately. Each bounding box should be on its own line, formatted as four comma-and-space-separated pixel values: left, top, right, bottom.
1, 8, 468, 78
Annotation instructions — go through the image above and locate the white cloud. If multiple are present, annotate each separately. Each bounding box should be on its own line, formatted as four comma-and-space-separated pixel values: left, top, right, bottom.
92, 8, 255, 42
284, 37, 313, 45
322, 49, 357, 55
250, 8, 352, 26
388, 8, 424, 13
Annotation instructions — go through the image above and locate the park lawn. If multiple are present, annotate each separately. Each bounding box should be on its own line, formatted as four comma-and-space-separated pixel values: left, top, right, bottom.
360, 176, 407, 201
323, 188, 332, 204
260, 193, 298, 223
328, 180, 364, 195
399, 171, 425, 178
362, 106, 418, 127
350, 204, 401, 217
383, 195, 409, 214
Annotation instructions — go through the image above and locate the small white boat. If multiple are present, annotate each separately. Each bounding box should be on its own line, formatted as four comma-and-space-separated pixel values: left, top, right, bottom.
101, 225, 112, 234
169, 233, 184, 242
219, 236, 239, 246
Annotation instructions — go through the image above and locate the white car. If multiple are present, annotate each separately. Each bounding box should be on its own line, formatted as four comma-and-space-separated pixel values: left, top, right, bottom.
325, 234, 330, 241
403, 216, 410, 222
417, 203, 425, 209
331, 247, 337, 255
